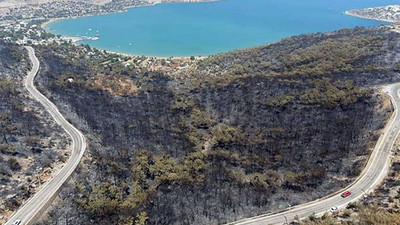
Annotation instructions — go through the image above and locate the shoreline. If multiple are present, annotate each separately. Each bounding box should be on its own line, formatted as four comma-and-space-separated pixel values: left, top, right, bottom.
98, 48, 209, 60
40, 0, 222, 29
40, 0, 223, 59
40, 1, 161, 30
41, 18, 60, 29
50, 34, 210, 59
40, 2, 390, 59
344, 10, 396, 23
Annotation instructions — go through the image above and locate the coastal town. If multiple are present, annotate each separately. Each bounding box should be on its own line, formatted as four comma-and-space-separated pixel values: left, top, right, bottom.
0, 0, 217, 69
346, 5, 400, 32
0, 0, 219, 23
0, 1, 399, 86
1, 0, 150, 22
346, 5, 400, 23
0, 0, 399, 75
2, 0, 400, 225
0, 15, 200, 74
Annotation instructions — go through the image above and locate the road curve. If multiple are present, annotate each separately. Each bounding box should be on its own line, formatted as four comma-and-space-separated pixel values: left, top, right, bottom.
5, 46, 87, 225
230, 83, 400, 225
5, 47, 400, 225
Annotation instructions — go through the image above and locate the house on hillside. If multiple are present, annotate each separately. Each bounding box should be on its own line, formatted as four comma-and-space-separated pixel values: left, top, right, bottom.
392, 21, 400, 30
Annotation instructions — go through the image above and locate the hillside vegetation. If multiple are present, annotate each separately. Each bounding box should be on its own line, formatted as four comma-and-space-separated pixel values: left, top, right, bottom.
301, 203, 400, 225
0, 42, 68, 223
32, 27, 400, 225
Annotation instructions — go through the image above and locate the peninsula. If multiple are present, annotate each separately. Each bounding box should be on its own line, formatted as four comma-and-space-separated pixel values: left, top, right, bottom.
3, 1, 400, 225
0, 0, 220, 23
346, 5, 400, 23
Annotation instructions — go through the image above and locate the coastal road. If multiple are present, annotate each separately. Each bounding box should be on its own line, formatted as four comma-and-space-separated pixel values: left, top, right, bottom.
5, 46, 87, 225
230, 83, 400, 225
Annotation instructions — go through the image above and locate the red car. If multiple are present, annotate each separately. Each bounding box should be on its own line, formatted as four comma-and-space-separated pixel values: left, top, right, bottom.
341, 191, 352, 198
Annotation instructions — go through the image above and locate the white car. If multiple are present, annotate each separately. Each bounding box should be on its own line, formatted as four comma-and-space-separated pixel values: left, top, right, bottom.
329, 206, 339, 213
12, 220, 21, 225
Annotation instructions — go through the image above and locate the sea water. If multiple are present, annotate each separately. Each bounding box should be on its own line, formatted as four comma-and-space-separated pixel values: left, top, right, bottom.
45, 0, 399, 57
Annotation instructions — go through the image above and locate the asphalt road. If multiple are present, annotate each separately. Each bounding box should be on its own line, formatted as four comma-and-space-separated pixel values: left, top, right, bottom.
5, 46, 400, 225
5, 47, 87, 225
230, 83, 400, 225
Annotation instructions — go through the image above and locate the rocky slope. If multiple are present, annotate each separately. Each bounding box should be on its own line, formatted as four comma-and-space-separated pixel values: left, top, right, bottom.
0, 42, 68, 223
301, 141, 400, 224
23, 27, 400, 225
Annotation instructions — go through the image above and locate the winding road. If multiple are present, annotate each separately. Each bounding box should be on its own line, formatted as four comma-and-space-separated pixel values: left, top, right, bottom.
5, 47, 87, 225
5, 46, 400, 225
230, 83, 400, 224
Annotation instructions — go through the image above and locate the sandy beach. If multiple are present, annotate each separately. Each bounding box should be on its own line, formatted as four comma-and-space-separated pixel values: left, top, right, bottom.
41, 0, 388, 58
38, 0, 227, 58
40, 18, 61, 29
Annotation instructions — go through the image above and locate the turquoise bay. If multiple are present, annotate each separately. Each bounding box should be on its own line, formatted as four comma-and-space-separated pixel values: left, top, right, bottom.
46, 0, 399, 57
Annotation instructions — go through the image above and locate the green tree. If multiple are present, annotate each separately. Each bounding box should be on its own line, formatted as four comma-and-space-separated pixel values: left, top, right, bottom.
121, 182, 148, 212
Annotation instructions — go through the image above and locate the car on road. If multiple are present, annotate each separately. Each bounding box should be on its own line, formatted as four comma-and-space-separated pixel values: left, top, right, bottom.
328, 206, 339, 213
12, 220, 21, 225
341, 191, 352, 198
